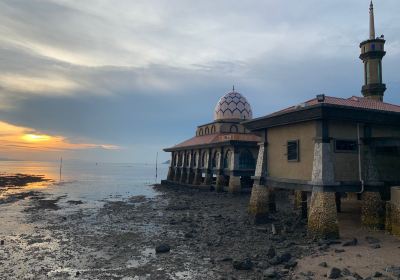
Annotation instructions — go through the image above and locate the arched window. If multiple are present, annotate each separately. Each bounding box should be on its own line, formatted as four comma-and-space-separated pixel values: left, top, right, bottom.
212, 152, 218, 168
230, 125, 238, 133
205, 127, 210, 135
199, 128, 204, 136
193, 152, 198, 167
223, 150, 232, 169
211, 125, 216, 134
239, 149, 256, 169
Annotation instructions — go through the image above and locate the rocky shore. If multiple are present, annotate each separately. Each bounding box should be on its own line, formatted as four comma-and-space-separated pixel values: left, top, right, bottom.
0, 182, 400, 279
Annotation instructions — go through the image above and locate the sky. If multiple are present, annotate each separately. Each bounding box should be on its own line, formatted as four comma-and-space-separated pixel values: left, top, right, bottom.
0, 0, 399, 163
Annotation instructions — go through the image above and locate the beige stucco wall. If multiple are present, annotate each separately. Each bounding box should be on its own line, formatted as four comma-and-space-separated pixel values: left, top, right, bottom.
267, 121, 316, 180
329, 121, 360, 181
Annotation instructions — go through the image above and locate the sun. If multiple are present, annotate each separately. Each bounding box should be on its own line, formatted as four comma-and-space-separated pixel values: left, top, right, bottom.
22, 134, 52, 142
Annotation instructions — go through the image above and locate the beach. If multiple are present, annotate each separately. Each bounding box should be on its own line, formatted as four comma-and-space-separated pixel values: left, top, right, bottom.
0, 170, 400, 279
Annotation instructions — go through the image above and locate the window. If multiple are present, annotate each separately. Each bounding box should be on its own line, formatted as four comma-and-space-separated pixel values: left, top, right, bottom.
193, 152, 198, 167
287, 140, 299, 161
211, 125, 216, 134
205, 127, 210, 135
186, 153, 190, 166
223, 150, 232, 169
230, 125, 238, 133
371, 44, 375, 51
212, 152, 218, 168
334, 140, 358, 153
199, 128, 203, 136
239, 150, 255, 169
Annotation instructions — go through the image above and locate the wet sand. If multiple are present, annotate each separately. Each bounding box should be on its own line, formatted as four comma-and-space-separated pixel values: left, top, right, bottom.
0, 181, 399, 279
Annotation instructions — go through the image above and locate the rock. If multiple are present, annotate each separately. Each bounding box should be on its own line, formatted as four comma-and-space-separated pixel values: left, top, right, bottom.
328, 267, 342, 279
0, 240, 4, 246
269, 256, 282, 265
343, 238, 358, 247
319, 262, 328, 268
75, 271, 80, 276
373, 271, 383, 277
365, 236, 380, 244
263, 267, 277, 278
279, 252, 292, 263
155, 244, 170, 253
233, 258, 253, 270
352, 272, 363, 280
271, 224, 277, 235
284, 259, 297, 269
267, 246, 276, 258
334, 249, 345, 253
184, 232, 194, 238
371, 244, 381, 249
342, 268, 351, 276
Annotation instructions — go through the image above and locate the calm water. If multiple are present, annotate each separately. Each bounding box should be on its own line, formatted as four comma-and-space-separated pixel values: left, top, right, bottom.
0, 160, 168, 201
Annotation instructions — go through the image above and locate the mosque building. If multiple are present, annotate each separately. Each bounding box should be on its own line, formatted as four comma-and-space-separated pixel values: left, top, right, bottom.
163, 2, 400, 238
164, 88, 260, 192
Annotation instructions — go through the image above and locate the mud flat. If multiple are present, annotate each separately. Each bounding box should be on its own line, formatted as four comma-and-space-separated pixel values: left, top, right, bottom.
0, 183, 400, 279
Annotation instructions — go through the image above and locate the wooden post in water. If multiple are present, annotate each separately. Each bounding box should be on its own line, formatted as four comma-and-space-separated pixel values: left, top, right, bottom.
155, 152, 158, 183
59, 157, 63, 182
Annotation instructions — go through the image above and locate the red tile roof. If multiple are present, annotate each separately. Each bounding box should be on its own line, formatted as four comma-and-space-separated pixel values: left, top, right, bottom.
166, 133, 260, 150
272, 96, 400, 117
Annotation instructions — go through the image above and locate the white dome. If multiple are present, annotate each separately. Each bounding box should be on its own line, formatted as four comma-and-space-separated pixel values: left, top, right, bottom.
214, 90, 253, 121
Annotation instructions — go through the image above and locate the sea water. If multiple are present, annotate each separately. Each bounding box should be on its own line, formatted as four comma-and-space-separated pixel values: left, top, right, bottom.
0, 160, 168, 201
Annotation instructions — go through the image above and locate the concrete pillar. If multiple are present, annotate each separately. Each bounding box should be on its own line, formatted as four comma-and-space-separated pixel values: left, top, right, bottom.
228, 175, 241, 193
388, 187, 400, 237
248, 142, 271, 222
179, 168, 187, 183
215, 174, 226, 192
308, 136, 339, 239
308, 191, 339, 239
361, 191, 385, 229
173, 168, 180, 182
193, 169, 202, 185
203, 170, 213, 185
294, 190, 302, 210
167, 166, 174, 181
249, 185, 275, 223
186, 169, 194, 185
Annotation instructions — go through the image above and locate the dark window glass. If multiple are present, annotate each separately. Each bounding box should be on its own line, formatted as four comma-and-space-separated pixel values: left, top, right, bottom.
371, 44, 375, 51
287, 140, 299, 161
230, 125, 238, 133
375, 146, 400, 156
335, 140, 358, 153
239, 150, 255, 169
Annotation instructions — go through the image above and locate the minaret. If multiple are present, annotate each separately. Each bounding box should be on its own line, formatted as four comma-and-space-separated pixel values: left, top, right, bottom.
359, 1, 386, 101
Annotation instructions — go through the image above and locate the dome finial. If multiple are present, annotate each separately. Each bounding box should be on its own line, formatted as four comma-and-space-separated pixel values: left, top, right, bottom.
232, 85, 235, 92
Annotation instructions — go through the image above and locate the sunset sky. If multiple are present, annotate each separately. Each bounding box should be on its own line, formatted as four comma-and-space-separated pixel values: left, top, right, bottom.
0, 0, 399, 163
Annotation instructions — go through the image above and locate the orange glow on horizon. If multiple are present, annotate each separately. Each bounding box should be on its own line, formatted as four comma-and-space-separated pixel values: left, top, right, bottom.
22, 134, 52, 142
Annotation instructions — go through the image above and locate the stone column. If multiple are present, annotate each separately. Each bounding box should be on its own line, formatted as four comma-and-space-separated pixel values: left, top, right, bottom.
173, 167, 180, 182
361, 144, 385, 229
294, 190, 302, 209
228, 176, 241, 193
248, 140, 274, 223
308, 128, 339, 239
203, 149, 213, 185
361, 192, 385, 229
166, 152, 174, 181
215, 174, 226, 192
179, 151, 187, 183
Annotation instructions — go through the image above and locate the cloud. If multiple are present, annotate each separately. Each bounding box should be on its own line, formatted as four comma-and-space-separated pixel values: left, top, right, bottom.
0, 0, 399, 162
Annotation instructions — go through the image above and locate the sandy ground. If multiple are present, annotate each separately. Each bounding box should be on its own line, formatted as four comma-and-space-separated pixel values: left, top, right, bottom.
296, 200, 400, 279
0, 178, 399, 280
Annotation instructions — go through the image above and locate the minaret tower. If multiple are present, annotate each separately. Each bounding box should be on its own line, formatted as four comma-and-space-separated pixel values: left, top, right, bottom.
359, 1, 386, 101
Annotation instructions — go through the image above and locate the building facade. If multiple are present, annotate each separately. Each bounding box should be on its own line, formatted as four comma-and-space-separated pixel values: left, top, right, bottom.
244, 2, 400, 238
163, 89, 260, 193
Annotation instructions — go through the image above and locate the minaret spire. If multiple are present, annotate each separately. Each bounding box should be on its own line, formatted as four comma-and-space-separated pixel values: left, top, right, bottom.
369, 1, 375, 39
360, 1, 386, 101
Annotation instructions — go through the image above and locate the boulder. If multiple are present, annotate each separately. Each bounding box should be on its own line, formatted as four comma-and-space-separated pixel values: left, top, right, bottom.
155, 244, 171, 253
328, 267, 342, 279
233, 258, 253, 270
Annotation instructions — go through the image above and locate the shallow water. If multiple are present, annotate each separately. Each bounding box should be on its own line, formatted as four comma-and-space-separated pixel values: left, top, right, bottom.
0, 160, 168, 201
